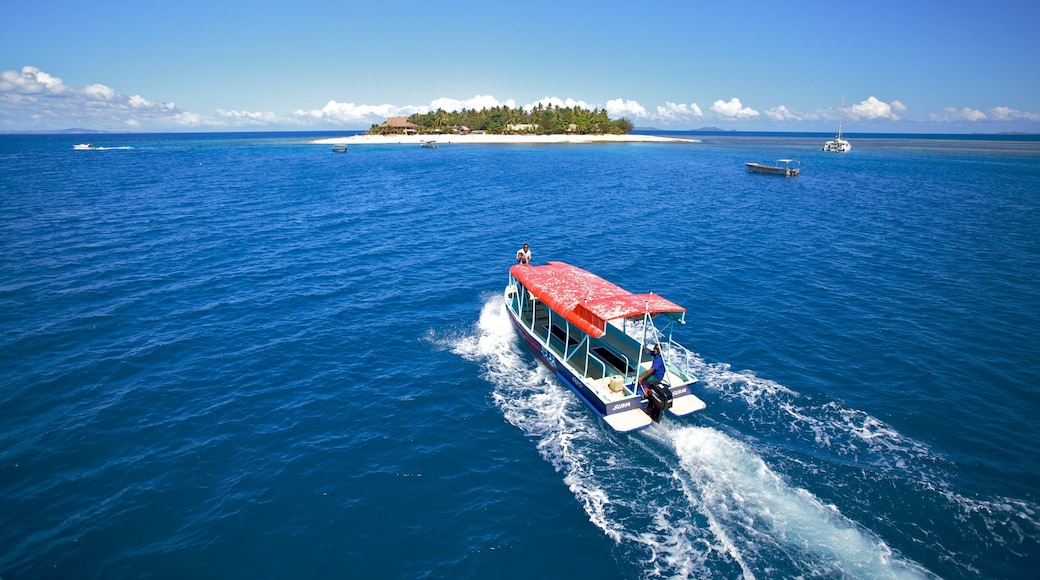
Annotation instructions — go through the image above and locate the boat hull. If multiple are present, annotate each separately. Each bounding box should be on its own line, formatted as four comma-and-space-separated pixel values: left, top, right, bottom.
507, 309, 703, 432
508, 313, 645, 417
822, 139, 851, 152
746, 162, 799, 176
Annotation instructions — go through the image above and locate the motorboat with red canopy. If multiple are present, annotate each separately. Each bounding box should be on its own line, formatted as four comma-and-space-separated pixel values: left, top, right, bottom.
505, 261, 706, 432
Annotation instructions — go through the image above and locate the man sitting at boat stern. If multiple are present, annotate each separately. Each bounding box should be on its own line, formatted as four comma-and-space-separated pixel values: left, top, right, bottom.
639, 344, 671, 421
639, 344, 665, 389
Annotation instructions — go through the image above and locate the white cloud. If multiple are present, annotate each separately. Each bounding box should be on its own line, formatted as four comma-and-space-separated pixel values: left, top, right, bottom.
711, 98, 759, 120
83, 83, 116, 100
961, 108, 987, 121
928, 104, 1040, 123
525, 96, 593, 111
294, 94, 522, 126
295, 100, 417, 124
605, 98, 648, 119
171, 111, 217, 127
931, 106, 987, 122
848, 96, 902, 120
128, 95, 152, 108
765, 105, 803, 121
0, 65, 203, 130
0, 66, 67, 95
217, 109, 283, 125
990, 106, 1040, 121
655, 101, 703, 122
431, 94, 516, 111
3, 66, 1038, 132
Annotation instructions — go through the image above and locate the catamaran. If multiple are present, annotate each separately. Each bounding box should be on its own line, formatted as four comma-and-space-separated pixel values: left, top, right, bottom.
505, 261, 706, 432
823, 97, 852, 152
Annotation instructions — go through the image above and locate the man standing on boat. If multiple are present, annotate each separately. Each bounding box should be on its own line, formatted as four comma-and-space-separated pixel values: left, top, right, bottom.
515, 243, 531, 265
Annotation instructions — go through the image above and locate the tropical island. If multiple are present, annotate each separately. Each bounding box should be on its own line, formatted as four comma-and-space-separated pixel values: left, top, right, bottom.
368, 104, 633, 136
312, 105, 698, 145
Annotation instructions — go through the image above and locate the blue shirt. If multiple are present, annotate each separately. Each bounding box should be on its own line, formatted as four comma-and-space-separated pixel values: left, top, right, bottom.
649, 353, 665, 381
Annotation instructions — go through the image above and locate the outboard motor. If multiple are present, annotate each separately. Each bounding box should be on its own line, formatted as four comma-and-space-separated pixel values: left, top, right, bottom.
644, 383, 673, 422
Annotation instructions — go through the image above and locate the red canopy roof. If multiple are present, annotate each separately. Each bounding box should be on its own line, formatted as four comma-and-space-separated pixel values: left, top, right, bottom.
509, 261, 685, 338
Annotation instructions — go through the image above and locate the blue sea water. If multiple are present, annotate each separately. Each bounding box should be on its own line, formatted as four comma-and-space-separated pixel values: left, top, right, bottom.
1, 131, 1038, 579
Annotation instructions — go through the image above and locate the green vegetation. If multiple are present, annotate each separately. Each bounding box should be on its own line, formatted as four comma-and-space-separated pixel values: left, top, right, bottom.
369, 104, 633, 135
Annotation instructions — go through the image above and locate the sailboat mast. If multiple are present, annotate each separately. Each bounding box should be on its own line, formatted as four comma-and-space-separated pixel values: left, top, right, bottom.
838, 95, 845, 139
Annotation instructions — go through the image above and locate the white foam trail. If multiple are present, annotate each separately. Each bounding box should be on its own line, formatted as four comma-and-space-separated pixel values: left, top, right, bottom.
452, 295, 934, 578
453, 297, 629, 542
689, 357, 940, 477
663, 423, 929, 579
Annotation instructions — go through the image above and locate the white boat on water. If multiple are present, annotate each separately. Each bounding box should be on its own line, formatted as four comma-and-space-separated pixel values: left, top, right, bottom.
73, 143, 95, 150
420, 140, 438, 148
746, 159, 800, 177
331, 144, 348, 153
823, 97, 851, 152
505, 261, 707, 432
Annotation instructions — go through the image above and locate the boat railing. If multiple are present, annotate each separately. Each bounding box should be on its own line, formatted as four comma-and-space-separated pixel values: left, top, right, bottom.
663, 339, 697, 379
585, 350, 609, 383
616, 352, 638, 386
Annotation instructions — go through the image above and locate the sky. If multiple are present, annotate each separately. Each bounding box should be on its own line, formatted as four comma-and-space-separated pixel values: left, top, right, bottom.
2, 0, 1039, 134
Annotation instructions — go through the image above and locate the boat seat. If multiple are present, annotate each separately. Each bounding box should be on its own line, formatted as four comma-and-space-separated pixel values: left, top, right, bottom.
544, 325, 581, 348
591, 346, 634, 375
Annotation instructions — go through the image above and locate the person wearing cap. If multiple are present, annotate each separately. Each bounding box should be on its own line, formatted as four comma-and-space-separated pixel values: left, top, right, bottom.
639, 343, 665, 392
515, 243, 531, 265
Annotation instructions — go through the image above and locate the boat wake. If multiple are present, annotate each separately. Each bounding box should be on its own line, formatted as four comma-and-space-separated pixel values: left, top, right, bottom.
449, 296, 958, 578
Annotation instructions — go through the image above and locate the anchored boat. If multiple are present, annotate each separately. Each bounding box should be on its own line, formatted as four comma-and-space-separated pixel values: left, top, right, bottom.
505, 261, 706, 432
823, 96, 852, 152
746, 159, 800, 176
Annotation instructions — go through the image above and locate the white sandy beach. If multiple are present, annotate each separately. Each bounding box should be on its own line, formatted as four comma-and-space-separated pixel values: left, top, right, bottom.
312, 133, 699, 145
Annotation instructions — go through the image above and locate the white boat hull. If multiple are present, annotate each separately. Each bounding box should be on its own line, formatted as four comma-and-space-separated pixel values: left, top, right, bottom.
822, 139, 851, 152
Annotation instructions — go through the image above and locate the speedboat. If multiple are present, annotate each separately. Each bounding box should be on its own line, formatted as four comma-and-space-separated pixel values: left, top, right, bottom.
72, 143, 95, 150
505, 261, 706, 432
420, 140, 438, 148
746, 159, 800, 176
331, 144, 348, 153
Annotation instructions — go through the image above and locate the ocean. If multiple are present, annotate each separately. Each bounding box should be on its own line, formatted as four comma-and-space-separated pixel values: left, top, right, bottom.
1, 131, 1038, 579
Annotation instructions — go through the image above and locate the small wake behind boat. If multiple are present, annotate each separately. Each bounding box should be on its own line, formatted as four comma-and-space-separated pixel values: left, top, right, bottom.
505, 261, 706, 432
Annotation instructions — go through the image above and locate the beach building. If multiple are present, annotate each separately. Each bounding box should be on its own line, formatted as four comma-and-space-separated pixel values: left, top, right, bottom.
378, 117, 419, 135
